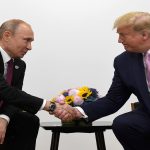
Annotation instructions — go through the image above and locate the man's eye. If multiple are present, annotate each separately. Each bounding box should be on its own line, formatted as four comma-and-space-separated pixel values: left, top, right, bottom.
24, 38, 33, 42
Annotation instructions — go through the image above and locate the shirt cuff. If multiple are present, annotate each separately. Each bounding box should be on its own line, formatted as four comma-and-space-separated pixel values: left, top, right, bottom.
0, 114, 10, 123
75, 106, 88, 118
39, 99, 46, 110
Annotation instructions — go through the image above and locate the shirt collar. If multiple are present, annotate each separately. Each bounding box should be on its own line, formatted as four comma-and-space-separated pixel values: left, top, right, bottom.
0, 47, 12, 64
146, 49, 150, 54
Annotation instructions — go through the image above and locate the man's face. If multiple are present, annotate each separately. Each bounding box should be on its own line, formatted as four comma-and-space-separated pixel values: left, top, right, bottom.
5, 23, 34, 58
117, 25, 145, 53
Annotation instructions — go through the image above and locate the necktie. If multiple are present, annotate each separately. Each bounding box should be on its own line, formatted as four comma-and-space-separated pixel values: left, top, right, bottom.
6, 59, 14, 85
0, 59, 13, 107
144, 52, 150, 89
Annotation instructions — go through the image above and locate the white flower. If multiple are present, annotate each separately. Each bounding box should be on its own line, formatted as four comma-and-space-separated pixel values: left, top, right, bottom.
55, 95, 65, 103
73, 95, 84, 105
68, 89, 79, 96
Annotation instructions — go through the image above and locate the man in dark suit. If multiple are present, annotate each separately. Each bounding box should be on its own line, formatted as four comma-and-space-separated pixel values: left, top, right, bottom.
0, 54, 40, 149
55, 12, 150, 150
0, 19, 43, 150
0, 19, 75, 150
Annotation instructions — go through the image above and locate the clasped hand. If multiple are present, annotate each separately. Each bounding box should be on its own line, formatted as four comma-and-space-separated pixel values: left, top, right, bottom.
52, 103, 82, 122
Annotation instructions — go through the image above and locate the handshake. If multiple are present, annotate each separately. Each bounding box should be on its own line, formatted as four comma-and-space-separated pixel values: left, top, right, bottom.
44, 86, 99, 122
45, 101, 83, 122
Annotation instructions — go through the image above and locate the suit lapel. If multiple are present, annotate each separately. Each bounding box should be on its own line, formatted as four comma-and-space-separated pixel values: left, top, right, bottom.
133, 54, 148, 91
132, 53, 150, 101
0, 52, 22, 86
0, 52, 4, 74
12, 59, 21, 83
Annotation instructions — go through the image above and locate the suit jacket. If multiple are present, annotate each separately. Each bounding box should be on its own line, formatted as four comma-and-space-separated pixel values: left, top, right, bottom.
0, 53, 43, 114
81, 51, 150, 122
0, 53, 25, 118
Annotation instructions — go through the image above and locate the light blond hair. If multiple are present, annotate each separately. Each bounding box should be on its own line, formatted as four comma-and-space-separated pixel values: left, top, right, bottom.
0, 19, 30, 39
113, 12, 150, 33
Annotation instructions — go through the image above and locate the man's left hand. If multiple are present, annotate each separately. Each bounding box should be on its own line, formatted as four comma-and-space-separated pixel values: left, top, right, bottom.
0, 118, 8, 144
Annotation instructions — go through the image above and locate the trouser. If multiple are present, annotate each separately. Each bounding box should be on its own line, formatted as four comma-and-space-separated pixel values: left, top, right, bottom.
1, 111, 39, 150
112, 109, 150, 150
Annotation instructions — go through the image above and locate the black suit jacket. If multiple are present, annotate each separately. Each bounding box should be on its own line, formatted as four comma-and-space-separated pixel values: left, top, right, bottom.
0, 53, 43, 114
0, 53, 27, 118
81, 51, 150, 122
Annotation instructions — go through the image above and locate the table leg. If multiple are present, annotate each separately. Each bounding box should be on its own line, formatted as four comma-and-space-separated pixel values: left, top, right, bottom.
95, 130, 106, 150
50, 131, 60, 150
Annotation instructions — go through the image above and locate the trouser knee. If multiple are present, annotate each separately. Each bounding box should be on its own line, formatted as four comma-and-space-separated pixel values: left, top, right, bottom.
112, 115, 129, 136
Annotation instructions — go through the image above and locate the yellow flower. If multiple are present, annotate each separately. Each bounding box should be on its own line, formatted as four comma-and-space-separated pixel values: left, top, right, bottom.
65, 96, 74, 104
51, 97, 56, 103
78, 86, 92, 99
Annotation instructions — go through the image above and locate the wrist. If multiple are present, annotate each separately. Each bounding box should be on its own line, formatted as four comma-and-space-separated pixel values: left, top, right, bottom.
74, 108, 83, 119
44, 101, 56, 114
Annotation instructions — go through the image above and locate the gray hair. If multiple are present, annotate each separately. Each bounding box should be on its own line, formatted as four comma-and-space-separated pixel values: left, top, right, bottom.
0, 19, 30, 39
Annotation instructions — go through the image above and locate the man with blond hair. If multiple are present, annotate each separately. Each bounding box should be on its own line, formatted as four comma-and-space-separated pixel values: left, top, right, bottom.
55, 12, 150, 150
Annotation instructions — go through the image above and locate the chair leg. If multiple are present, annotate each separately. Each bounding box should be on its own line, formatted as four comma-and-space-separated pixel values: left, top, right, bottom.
95, 130, 106, 150
50, 131, 60, 150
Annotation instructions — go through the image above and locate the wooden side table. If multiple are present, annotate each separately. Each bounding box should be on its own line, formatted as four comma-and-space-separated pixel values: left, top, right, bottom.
40, 121, 112, 150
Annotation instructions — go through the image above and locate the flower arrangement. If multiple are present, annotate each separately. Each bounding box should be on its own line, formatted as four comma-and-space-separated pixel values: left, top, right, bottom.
51, 86, 99, 106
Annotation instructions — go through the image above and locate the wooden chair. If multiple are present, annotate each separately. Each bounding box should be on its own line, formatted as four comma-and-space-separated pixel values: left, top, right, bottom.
131, 102, 139, 110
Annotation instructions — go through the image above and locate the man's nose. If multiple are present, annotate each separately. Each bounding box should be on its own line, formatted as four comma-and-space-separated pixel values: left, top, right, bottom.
118, 36, 123, 43
27, 42, 32, 50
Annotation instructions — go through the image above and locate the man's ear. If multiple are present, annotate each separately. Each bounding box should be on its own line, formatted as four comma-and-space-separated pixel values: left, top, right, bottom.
3, 31, 12, 41
141, 30, 149, 40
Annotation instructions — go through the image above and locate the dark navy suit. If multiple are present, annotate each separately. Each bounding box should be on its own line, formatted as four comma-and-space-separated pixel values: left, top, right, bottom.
81, 51, 150, 150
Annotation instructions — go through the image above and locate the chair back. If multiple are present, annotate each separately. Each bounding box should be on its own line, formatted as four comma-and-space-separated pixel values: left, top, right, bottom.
131, 102, 139, 110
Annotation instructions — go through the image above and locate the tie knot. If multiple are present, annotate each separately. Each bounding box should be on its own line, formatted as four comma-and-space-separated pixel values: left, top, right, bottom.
7, 59, 13, 65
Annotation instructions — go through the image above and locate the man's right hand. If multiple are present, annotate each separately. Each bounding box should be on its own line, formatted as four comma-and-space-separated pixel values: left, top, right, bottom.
44, 101, 83, 122
53, 103, 83, 122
